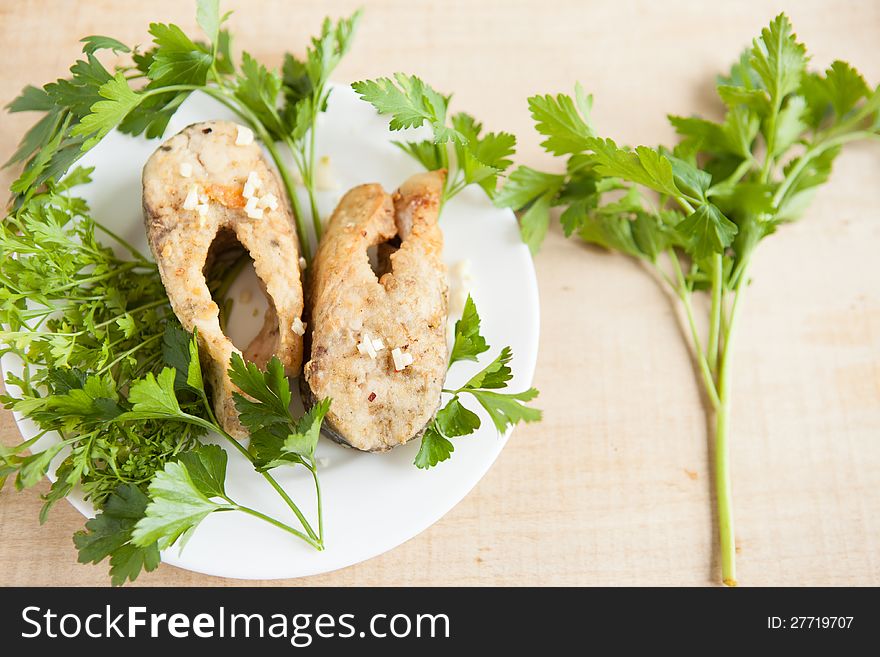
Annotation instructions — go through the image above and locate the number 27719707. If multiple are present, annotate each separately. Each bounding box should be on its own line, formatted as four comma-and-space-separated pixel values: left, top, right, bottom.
768, 617, 854, 629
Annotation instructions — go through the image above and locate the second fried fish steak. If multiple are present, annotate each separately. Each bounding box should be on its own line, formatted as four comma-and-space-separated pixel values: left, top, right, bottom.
304, 171, 449, 452
143, 120, 304, 439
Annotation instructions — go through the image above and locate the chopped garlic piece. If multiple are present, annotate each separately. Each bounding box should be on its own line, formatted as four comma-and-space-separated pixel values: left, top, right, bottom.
242, 171, 262, 199
291, 317, 306, 336
391, 347, 413, 371
298, 257, 307, 270
372, 337, 385, 351
244, 195, 260, 213
451, 259, 472, 280
259, 193, 278, 210
448, 258, 475, 318
246, 207, 264, 220
315, 155, 338, 191
196, 203, 209, 217
183, 185, 199, 210
357, 332, 377, 359
235, 124, 254, 146
179, 162, 193, 178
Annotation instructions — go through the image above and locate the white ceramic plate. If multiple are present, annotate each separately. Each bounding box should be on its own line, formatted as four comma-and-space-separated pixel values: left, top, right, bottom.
1, 85, 539, 580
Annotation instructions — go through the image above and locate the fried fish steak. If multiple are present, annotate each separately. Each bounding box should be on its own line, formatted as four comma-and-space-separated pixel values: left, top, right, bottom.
304, 170, 448, 452
143, 120, 304, 439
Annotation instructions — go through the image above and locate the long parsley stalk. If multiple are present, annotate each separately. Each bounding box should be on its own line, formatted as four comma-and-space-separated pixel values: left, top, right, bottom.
498, 14, 880, 585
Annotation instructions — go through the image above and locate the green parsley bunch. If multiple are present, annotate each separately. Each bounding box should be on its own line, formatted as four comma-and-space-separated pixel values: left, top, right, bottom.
498, 14, 880, 585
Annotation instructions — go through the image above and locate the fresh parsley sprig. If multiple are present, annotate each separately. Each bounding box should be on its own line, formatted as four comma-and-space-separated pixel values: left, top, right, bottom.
70, 327, 331, 584
111, 328, 329, 550
0, 168, 200, 516
498, 13, 880, 585
351, 74, 517, 203
414, 296, 541, 469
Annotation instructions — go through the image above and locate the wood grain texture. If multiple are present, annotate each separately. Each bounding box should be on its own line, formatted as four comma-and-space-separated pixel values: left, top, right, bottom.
1, 0, 878, 586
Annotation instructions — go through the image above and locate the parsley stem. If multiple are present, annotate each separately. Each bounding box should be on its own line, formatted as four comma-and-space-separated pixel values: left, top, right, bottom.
714, 255, 750, 587
51, 262, 141, 294
283, 135, 322, 246
668, 249, 720, 408
760, 99, 780, 182
227, 501, 322, 550
264, 137, 313, 262
707, 253, 723, 374
93, 220, 152, 264
90, 299, 167, 330
260, 468, 320, 542
96, 332, 163, 374
771, 130, 878, 208
715, 157, 755, 190
306, 106, 323, 240
185, 410, 320, 544
308, 458, 323, 542
674, 195, 696, 215
715, 384, 736, 586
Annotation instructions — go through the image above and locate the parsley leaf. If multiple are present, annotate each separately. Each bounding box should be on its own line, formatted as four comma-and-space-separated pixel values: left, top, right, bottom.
146, 22, 213, 87
80, 35, 131, 55
228, 353, 291, 428
468, 388, 541, 435
178, 444, 228, 498
353, 73, 461, 141
353, 73, 516, 202
586, 139, 683, 199
528, 83, 595, 155
281, 398, 331, 461
413, 425, 454, 470
494, 166, 566, 210
449, 294, 489, 365
73, 484, 160, 587
436, 397, 481, 437
305, 10, 361, 91
749, 13, 806, 103
228, 352, 330, 469
70, 73, 142, 150
125, 368, 182, 418
494, 166, 566, 253
131, 445, 234, 550
676, 203, 738, 259
162, 323, 204, 393
463, 346, 515, 389
196, 0, 230, 50
415, 298, 540, 469
235, 52, 284, 137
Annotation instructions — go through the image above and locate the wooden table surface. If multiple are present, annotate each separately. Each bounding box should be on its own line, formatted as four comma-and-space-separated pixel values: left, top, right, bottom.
1, 0, 878, 587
